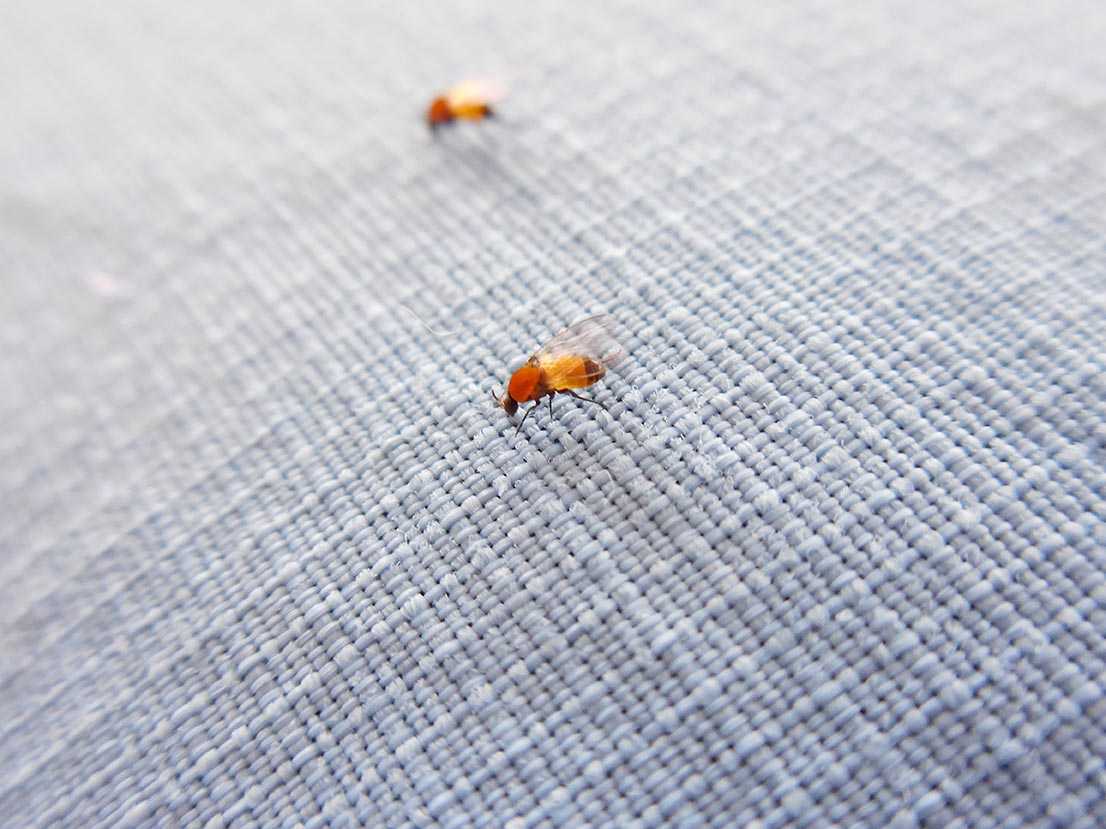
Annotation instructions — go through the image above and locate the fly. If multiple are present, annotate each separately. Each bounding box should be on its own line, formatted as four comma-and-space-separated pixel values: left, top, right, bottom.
495, 314, 624, 435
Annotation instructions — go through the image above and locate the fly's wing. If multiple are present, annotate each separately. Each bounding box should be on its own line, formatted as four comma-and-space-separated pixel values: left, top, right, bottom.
533, 314, 625, 369
446, 79, 506, 109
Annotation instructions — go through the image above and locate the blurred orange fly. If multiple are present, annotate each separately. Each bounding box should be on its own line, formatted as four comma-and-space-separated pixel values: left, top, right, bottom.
427, 80, 502, 130
496, 314, 624, 435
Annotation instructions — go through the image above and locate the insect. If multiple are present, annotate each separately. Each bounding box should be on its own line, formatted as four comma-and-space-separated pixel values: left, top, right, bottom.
426, 80, 503, 130
496, 314, 624, 435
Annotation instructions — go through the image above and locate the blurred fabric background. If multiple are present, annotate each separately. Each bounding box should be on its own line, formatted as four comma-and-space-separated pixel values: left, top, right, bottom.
2, 1, 1105, 826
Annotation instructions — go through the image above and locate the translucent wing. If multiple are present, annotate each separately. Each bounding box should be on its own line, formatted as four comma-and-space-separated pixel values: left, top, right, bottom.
446, 79, 506, 108
534, 314, 625, 368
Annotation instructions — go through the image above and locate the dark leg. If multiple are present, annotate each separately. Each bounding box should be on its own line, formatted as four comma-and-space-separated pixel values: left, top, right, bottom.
567, 390, 609, 411
515, 403, 538, 436
549, 395, 555, 419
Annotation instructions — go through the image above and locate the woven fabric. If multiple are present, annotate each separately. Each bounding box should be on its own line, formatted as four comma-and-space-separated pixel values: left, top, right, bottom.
3, 1, 1106, 826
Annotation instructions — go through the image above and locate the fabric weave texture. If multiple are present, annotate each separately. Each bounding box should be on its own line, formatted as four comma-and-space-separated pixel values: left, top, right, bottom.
2, 1, 1106, 827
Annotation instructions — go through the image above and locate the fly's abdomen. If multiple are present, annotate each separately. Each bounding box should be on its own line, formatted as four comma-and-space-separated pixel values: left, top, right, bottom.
542, 355, 605, 391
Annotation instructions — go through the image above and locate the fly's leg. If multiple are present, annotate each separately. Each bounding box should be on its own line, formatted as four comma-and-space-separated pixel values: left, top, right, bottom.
549, 395, 555, 419
515, 403, 538, 436
567, 390, 609, 411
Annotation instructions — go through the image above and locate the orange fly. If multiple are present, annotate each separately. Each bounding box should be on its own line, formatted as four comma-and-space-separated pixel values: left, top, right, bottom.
496, 314, 624, 435
426, 80, 503, 130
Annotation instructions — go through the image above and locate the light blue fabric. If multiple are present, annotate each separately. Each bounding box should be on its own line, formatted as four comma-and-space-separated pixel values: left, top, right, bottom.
2, 1, 1106, 826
